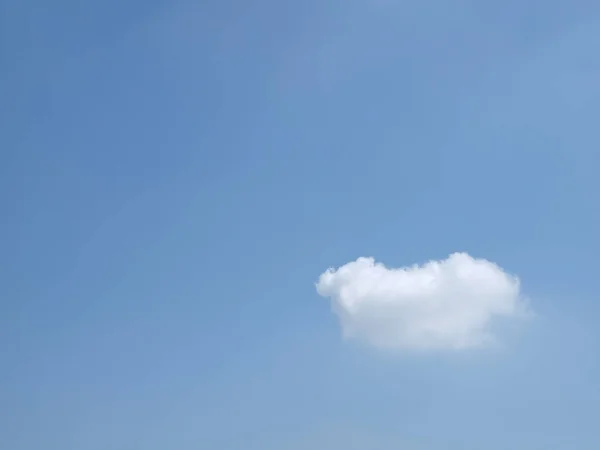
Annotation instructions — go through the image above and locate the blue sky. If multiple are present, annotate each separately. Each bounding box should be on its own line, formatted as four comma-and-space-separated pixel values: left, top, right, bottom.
2, 0, 600, 448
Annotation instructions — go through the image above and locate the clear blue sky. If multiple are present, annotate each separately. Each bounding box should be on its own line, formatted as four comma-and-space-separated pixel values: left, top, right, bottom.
2, 0, 600, 448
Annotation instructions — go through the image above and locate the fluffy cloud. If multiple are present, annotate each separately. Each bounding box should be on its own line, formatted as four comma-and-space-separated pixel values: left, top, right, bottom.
316, 253, 529, 351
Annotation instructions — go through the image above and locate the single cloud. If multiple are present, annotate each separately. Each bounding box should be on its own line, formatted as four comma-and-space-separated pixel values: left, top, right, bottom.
316, 253, 529, 351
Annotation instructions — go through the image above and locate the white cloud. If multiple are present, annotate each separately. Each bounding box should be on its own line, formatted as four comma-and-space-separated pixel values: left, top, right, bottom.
316, 252, 529, 351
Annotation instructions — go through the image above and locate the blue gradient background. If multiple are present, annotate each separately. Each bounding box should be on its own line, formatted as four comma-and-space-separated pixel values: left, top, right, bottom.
2, 0, 599, 448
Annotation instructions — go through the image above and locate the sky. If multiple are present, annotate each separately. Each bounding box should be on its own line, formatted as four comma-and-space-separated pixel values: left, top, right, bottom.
2, 0, 600, 448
